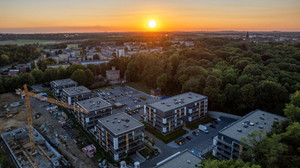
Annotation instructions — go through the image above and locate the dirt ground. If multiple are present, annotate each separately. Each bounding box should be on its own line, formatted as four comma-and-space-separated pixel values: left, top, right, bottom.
0, 93, 27, 133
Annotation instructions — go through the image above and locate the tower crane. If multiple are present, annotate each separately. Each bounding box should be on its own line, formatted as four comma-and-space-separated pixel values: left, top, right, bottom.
17, 84, 89, 153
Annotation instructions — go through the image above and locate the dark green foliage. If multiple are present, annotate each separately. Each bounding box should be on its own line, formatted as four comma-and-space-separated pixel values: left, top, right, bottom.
241, 91, 300, 168
0, 44, 40, 66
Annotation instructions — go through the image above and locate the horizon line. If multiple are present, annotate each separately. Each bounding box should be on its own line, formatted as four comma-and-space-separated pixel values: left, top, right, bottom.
1, 30, 300, 35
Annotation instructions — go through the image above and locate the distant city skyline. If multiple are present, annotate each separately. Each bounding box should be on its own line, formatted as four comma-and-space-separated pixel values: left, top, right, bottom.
1, 0, 300, 33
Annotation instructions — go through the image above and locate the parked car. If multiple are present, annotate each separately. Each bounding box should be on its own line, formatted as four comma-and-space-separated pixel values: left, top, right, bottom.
192, 131, 199, 136
198, 125, 209, 134
185, 136, 192, 141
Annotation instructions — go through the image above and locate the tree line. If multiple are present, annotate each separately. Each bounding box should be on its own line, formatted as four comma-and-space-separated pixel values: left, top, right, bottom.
1, 38, 300, 117
0, 44, 40, 66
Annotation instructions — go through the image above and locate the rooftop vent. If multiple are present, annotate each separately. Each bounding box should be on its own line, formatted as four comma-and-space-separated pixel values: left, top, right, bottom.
187, 160, 191, 164
106, 119, 109, 122
114, 117, 118, 120
125, 119, 130, 123
117, 128, 120, 131
161, 102, 165, 104
167, 105, 171, 107
259, 125, 264, 129
117, 120, 121, 123
274, 117, 278, 120
188, 97, 192, 99
249, 122, 254, 126
259, 117, 264, 120
237, 129, 242, 132
126, 124, 129, 128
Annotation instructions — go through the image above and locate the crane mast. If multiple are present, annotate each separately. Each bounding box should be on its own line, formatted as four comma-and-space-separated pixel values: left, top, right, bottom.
18, 84, 89, 153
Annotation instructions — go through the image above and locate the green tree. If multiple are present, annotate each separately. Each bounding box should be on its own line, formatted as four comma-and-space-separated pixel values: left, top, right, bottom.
156, 73, 169, 91
71, 69, 86, 86
0, 54, 10, 65
30, 69, 43, 83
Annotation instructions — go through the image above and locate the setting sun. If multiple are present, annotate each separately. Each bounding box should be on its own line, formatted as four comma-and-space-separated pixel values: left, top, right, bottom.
148, 20, 156, 28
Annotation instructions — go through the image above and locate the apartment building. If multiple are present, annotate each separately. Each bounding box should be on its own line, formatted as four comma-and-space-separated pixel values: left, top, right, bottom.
61, 86, 92, 105
75, 97, 112, 130
96, 113, 145, 161
50, 78, 78, 99
144, 92, 208, 134
213, 109, 285, 160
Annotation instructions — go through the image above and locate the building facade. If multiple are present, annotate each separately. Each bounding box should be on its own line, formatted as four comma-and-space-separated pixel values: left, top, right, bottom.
96, 113, 145, 161
106, 66, 120, 81
144, 92, 208, 134
213, 109, 285, 160
75, 97, 112, 130
50, 78, 78, 99
61, 86, 92, 105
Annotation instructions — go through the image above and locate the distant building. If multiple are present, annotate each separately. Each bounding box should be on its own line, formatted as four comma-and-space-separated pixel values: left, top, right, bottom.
50, 78, 78, 99
81, 60, 110, 66
58, 54, 69, 63
8, 69, 19, 76
67, 44, 79, 49
47, 63, 70, 69
75, 97, 112, 130
213, 109, 285, 160
144, 92, 208, 134
61, 86, 92, 105
96, 113, 145, 161
106, 66, 120, 81
116, 48, 125, 57
155, 149, 202, 168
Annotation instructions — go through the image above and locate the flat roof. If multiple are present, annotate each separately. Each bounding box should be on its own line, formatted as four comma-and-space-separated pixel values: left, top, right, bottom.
98, 113, 144, 136
219, 109, 285, 142
51, 78, 77, 86
148, 92, 207, 112
62, 86, 91, 96
77, 97, 111, 112
156, 150, 202, 168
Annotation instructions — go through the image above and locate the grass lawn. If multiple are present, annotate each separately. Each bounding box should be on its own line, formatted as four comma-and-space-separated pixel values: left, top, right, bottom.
143, 122, 188, 143
186, 117, 215, 130
126, 82, 151, 95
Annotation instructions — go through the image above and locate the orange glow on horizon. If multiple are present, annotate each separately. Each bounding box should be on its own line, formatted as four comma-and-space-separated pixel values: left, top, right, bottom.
0, 0, 299, 33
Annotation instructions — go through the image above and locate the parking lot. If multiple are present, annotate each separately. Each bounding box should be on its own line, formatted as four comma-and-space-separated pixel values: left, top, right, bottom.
93, 85, 159, 121
168, 117, 237, 153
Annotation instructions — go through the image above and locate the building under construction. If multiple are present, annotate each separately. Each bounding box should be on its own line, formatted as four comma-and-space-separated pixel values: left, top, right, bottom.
1, 127, 67, 168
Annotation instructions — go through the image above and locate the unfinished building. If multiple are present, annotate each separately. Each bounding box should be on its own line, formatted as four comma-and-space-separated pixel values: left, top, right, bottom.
50, 79, 78, 99
1, 127, 65, 168
75, 97, 113, 131
144, 92, 208, 134
96, 113, 145, 161
61, 86, 92, 105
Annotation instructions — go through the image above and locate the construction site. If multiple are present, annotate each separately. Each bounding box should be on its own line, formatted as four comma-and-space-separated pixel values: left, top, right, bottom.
1, 127, 66, 168
0, 86, 100, 168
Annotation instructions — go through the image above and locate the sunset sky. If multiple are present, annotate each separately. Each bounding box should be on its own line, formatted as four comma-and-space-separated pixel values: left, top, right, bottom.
1, 0, 300, 33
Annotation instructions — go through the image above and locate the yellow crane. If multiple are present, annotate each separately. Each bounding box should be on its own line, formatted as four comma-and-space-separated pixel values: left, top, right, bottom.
17, 84, 89, 153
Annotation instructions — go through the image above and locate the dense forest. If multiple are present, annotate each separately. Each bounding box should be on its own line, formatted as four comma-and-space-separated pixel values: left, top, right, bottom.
0, 44, 40, 66
121, 38, 300, 116
1, 38, 300, 117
